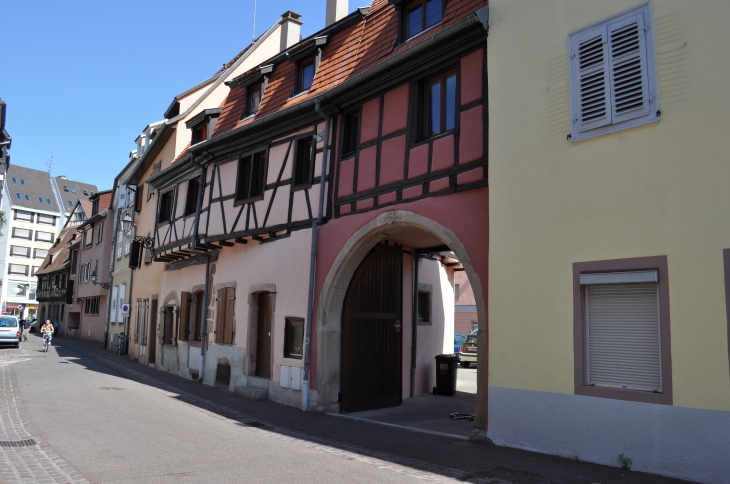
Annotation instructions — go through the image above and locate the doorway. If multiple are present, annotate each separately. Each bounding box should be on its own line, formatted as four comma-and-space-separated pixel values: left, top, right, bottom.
341, 244, 403, 413
255, 292, 272, 379
149, 298, 158, 365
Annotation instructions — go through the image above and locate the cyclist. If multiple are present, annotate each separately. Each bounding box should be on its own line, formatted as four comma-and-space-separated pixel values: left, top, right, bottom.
41, 320, 53, 351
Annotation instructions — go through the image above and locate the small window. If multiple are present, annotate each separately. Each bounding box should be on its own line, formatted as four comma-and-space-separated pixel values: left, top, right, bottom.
68, 200, 73, 207
235, 152, 267, 201
403, 0, 443, 40
10, 246, 31, 258
284, 317, 304, 359
192, 124, 207, 144
12, 228, 32, 240
158, 191, 174, 224
24, 194, 30, 201
83, 189, 89, 196
46, 198, 52, 205
96, 223, 103, 243
84, 297, 100, 315
14, 192, 20, 199
70, 187, 76, 193
81, 261, 91, 282
36, 231, 54, 243
184, 178, 200, 217
37, 214, 55, 225
34, 248, 48, 259
14, 210, 33, 222
20, 179, 25, 186
568, 3, 659, 142
297, 57, 315, 93
246, 83, 262, 117
424, 69, 457, 138
293, 138, 313, 187
38, 196, 43, 203
417, 291, 431, 325
63, 186, 68, 192
135, 184, 143, 212
342, 110, 360, 156
11, 177, 16, 184
8, 264, 29, 275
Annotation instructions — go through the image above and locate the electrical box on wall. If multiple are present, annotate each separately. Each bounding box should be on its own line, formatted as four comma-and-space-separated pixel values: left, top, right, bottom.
279, 366, 302, 390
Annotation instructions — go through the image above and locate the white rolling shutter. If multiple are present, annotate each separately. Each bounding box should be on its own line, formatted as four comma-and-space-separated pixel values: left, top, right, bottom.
608, 13, 651, 124
586, 283, 661, 392
571, 24, 611, 132
110, 286, 118, 323
118, 284, 126, 322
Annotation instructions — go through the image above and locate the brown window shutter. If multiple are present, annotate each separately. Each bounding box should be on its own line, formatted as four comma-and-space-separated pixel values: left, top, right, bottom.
135, 185, 143, 212
215, 288, 226, 344
179, 292, 191, 342
224, 287, 236, 345
128, 240, 141, 269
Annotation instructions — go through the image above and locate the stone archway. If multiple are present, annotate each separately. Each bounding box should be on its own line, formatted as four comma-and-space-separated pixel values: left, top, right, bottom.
315, 210, 488, 433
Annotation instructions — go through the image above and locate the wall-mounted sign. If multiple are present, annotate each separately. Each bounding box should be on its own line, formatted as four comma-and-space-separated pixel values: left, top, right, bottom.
120, 303, 130, 317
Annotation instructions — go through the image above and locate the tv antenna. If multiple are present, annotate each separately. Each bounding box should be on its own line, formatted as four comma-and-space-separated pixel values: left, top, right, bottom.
252, 0, 257, 41
46, 153, 55, 175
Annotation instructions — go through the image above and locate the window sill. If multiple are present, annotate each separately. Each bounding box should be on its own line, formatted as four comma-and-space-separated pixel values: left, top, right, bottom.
240, 113, 256, 122
289, 90, 310, 101
575, 384, 672, 406
291, 181, 313, 192
233, 194, 265, 207
394, 23, 442, 50
570, 116, 659, 143
410, 128, 456, 149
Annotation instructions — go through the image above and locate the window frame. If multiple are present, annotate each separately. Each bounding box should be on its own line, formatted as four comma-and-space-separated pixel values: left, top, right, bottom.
292, 136, 315, 190
341, 110, 360, 157
245, 82, 263, 118
8, 263, 29, 275
34, 248, 49, 260
192, 123, 207, 145
13, 210, 33, 222
157, 189, 175, 225
422, 69, 458, 140
296, 56, 316, 94
10, 245, 31, 258
234, 149, 268, 205
184, 177, 201, 218
568, 2, 660, 142
399, 0, 446, 43
283, 317, 304, 359
37, 214, 56, 226
573, 255, 672, 405
417, 290, 432, 325
12, 228, 32, 240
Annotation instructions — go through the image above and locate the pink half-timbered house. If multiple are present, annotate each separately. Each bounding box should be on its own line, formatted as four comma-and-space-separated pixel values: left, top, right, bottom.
147, 0, 489, 432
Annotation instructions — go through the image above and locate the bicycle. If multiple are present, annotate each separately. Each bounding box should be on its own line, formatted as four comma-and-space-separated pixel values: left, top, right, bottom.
42, 334, 52, 352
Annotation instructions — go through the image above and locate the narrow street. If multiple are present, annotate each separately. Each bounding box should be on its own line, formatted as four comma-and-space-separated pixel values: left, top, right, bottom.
0, 335, 690, 484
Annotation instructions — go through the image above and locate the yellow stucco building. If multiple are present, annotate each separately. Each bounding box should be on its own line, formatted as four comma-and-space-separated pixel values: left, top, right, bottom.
487, 1, 730, 482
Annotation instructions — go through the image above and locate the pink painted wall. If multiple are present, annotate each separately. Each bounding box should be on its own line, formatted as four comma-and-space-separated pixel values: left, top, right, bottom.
311, 186, 489, 390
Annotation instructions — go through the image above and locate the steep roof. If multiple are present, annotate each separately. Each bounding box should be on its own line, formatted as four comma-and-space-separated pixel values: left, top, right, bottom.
54, 176, 98, 212
213, 0, 487, 138
5, 165, 58, 211
35, 227, 77, 276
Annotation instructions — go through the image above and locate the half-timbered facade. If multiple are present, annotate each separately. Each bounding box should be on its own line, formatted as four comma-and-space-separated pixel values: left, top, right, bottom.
144, 0, 489, 418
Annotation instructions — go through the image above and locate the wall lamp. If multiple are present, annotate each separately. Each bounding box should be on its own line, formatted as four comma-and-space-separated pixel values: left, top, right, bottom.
90, 271, 111, 290
122, 214, 155, 255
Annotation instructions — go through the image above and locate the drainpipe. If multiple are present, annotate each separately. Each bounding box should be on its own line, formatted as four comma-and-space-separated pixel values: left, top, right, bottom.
410, 254, 419, 397
302, 104, 331, 411
198, 253, 211, 383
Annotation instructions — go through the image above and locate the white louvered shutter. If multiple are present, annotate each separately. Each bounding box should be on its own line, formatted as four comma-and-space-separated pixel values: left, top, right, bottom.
586, 283, 661, 392
118, 284, 126, 322
110, 286, 118, 323
608, 13, 651, 124
572, 24, 611, 132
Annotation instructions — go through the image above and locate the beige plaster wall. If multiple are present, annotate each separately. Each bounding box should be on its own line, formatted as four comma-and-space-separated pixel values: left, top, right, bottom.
488, 0, 730, 411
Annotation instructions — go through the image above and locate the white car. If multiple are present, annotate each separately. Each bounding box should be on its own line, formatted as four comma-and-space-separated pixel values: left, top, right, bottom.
0, 316, 21, 348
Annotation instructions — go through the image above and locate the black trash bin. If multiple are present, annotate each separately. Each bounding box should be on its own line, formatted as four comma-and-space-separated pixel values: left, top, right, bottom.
434, 354, 460, 396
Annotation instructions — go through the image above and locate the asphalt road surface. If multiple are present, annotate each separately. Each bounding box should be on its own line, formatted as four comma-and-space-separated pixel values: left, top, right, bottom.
0, 334, 692, 484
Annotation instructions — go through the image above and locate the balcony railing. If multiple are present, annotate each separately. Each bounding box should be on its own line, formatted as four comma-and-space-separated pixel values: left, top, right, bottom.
36, 287, 68, 301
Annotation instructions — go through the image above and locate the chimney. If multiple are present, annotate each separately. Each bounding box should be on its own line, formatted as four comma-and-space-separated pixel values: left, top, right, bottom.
280, 11, 303, 52
326, 0, 348, 26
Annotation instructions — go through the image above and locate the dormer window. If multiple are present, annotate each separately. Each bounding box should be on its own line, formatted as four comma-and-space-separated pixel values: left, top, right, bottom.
401, 0, 444, 41
192, 124, 207, 144
11, 177, 16, 184
246, 83, 262, 117
20, 179, 25, 185
63, 185, 69, 192
91, 198, 100, 216
297, 57, 316, 94
70, 187, 76, 194
186, 108, 221, 145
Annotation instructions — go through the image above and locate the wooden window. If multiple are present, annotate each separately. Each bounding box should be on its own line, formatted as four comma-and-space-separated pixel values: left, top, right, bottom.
96, 223, 103, 243
569, 3, 659, 142
184, 178, 200, 217
342, 110, 359, 156
81, 261, 91, 282
192, 291, 204, 341
402, 0, 444, 40
157, 190, 174, 224
293, 138, 313, 187
179, 292, 192, 342
297, 57, 315, 93
128, 240, 141, 269
417, 291, 431, 325
283, 317, 304, 359
424, 69, 457, 138
215, 287, 235, 345
246, 83, 262, 117
235, 151, 266, 202
192, 123, 207, 144
84, 297, 100, 315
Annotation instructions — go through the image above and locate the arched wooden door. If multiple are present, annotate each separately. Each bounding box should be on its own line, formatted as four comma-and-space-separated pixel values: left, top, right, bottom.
341, 245, 402, 413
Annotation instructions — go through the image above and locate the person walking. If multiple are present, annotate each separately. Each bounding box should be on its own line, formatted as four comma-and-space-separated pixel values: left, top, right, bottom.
22, 319, 30, 341
53, 320, 59, 337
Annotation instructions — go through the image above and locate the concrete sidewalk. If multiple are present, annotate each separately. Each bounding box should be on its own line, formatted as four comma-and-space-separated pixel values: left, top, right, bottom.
55, 337, 692, 484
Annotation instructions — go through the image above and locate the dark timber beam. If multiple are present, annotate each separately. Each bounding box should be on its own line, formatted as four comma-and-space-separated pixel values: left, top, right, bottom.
415, 245, 451, 254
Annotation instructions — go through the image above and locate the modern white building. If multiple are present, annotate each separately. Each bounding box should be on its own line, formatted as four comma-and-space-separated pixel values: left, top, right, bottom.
0, 164, 97, 320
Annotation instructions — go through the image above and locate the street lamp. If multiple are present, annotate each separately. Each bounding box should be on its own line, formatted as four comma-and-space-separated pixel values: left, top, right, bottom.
90, 271, 111, 290
121, 213, 155, 255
